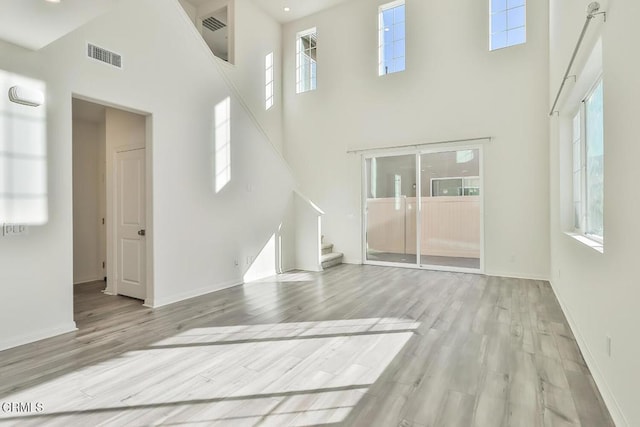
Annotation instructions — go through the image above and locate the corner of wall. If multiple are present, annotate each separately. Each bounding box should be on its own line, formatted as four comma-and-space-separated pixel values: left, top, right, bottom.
548, 279, 629, 427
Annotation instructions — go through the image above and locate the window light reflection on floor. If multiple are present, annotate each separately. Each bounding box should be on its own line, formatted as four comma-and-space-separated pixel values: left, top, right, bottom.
0, 318, 419, 425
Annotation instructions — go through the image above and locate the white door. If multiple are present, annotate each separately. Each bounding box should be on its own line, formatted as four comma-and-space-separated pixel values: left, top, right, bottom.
115, 148, 146, 300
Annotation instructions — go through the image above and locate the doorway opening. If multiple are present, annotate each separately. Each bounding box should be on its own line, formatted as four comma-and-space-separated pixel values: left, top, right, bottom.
363, 146, 483, 273
72, 97, 152, 323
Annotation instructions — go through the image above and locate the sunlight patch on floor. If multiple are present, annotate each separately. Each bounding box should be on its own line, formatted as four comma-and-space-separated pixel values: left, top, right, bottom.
0, 318, 419, 426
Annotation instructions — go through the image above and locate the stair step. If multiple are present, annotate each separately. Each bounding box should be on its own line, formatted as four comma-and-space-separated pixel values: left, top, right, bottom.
321, 252, 343, 269
321, 243, 334, 255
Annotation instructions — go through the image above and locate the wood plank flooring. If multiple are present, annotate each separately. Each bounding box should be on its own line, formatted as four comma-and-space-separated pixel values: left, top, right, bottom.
0, 265, 614, 426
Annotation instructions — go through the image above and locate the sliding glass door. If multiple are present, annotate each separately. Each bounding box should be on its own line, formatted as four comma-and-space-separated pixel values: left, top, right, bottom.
364, 154, 417, 265
363, 147, 482, 272
418, 149, 481, 270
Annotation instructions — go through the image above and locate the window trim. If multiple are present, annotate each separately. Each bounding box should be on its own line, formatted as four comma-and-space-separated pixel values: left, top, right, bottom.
295, 27, 317, 94
570, 75, 604, 246
571, 110, 585, 232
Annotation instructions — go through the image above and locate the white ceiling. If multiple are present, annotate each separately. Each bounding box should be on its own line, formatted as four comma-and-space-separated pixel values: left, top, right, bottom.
250, 0, 352, 23
0, 0, 121, 51
0, 0, 350, 52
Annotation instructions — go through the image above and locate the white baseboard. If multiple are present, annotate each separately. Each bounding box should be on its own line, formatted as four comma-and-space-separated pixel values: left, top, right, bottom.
0, 322, 78, 352
549, 281, 629, 427
484, 270, 551, 281
346, 262, 551, 282
150, 279, 243, 308
74, 277, 102, 285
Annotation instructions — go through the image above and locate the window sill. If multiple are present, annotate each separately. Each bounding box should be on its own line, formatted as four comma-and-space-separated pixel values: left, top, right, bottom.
564, 232, 604, 253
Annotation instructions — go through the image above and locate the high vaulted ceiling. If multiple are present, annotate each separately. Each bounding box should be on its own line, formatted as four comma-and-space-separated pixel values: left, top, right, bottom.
250, 0, 352, 23
0, 0, 120, 50
0, 0, 351, 51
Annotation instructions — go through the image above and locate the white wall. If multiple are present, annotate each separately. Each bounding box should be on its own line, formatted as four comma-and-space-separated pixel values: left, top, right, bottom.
294, 192, 323, 272
278, 195, 297, 273
177, 0, 196, 23
180, 0, 285, 153
282, 0, 551, 279
0, 41, 76, 350
0, 0, 295, 349
72, 119, 102, 284
549, 0, 639, 425
0, 69, 47, 225
231, 0, 284, 152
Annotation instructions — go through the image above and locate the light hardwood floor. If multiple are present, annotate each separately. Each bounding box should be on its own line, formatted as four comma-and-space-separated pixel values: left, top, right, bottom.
0, 265, 613, 426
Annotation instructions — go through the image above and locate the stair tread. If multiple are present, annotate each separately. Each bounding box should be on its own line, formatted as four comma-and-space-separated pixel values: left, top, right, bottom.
321, 252, 343, 262
321, 243, 333, 250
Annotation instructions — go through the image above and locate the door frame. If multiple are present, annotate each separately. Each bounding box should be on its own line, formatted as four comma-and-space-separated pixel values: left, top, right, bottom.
71, 94, 155, 307
361, 143, 485, 274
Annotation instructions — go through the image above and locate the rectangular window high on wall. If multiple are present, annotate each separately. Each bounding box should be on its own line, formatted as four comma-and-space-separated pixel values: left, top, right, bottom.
296, 28, 317, 94
378, 0, 405, 75
265, 52, 274, 110
572, 79, 604, 242
490, 0, 526, 50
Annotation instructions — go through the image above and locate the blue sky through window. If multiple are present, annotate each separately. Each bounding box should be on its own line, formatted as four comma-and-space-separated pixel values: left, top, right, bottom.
379, 1, 405, 75
490, 0, 526, 50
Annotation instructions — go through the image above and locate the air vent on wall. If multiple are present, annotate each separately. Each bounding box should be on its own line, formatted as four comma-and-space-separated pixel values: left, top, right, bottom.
202, 16, 226, 32
87, 43, 122, 68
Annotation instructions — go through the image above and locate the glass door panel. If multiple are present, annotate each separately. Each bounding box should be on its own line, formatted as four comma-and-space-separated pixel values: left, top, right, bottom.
419, 149, 481, 270
365, 154, 417, 265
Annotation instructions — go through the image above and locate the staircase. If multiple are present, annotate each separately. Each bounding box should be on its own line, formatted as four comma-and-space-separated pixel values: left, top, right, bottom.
321, 237, 343, 269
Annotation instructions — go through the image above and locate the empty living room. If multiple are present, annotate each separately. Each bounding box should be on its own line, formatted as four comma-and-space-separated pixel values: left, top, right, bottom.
0, 0, 637, 425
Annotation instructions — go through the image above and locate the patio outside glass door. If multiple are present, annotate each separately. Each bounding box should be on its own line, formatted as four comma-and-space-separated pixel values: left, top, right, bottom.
418, 149, 481, 270
364, 147, 482, 272
364, 154, 417, 265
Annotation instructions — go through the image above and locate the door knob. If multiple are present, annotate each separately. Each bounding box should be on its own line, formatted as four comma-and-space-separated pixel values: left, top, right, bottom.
138, 229, 146, 236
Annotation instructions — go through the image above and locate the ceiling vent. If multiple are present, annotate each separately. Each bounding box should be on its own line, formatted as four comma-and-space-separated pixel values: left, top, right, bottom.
202, 16, 226, 32
87, 43, 122, 69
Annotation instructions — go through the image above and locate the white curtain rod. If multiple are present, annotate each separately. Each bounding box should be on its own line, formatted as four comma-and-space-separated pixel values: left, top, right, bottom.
549, 2, 606, 116
346, 136, 492, 154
